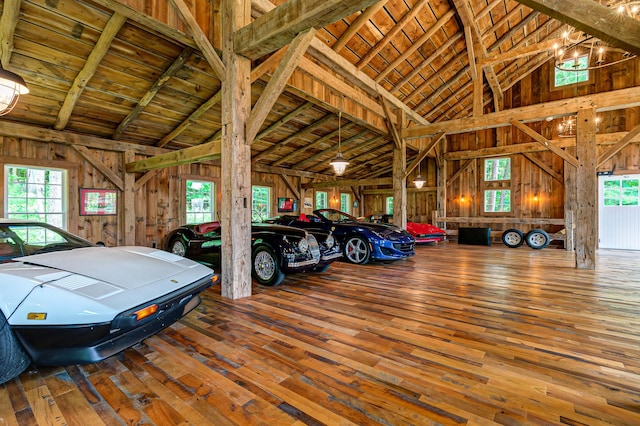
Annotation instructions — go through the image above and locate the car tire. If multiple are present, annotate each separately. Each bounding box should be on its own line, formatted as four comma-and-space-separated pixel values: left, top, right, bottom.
344, 235, 371, 265
525, 229, 550, 249
501, 229, 524, 248
0, 311, 30, 384
252, 244, 285, 286
170, 239, 187, 257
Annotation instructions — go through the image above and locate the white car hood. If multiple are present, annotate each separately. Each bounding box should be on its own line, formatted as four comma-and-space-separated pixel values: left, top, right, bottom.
16, 246, 197, 289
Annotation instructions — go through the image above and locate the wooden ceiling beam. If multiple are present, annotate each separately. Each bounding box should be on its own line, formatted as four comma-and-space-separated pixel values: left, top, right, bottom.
302, 177, 392, 190
247, 28, 316, 143
356, 0, 429, 69
374, 10, 456, 83
126, 140, 222, 173
293, 127, 368, 169
169, 0, 225, 80
332, 2, 387, 52
54, 12, 126, 130
0, 0, 20, 67
403, 132, 445, 178
253, 114, 336, 163
515, 0, 640, 55
114, 47, 193, 140
236, 0, 380, 60
511, 120, 578, 167
156, 89, 222, 148
597, 124, 640, 167
403, 86, 640, 139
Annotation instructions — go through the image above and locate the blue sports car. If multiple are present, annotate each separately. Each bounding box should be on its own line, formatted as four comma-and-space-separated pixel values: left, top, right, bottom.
265, 209, 415, 265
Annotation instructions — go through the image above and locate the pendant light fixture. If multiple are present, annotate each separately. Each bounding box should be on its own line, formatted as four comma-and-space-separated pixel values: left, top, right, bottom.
413, 160, 425, 189
0, 65, 29, 116
330, 107, 349, 176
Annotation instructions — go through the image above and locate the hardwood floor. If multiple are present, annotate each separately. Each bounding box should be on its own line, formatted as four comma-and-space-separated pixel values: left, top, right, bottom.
2, 242, 640, 425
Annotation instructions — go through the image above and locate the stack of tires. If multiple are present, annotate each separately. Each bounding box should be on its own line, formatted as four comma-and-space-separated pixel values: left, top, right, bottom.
501, 229, 550, 249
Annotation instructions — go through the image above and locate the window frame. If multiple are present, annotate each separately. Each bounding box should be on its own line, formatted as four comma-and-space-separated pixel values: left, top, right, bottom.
340, 193, 351, 214
315, 191, 328, 209
482, 157, 512, 214
385, 196, 394, 215
4, 164, 68, 229
553, 54, 589, 88
251, 185, 272, 222
185, 179, 216, 224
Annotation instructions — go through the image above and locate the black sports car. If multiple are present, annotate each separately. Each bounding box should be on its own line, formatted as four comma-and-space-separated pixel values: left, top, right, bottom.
164, 221, 341, 286
264, 209, 415, 265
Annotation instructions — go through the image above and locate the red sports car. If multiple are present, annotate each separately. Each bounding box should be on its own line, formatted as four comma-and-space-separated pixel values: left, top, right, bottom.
366, 214, 446, 244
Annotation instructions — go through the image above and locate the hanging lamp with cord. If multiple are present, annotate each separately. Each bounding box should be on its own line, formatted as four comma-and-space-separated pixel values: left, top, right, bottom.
413, 160, 425, 189
329, 109, 349, 176
0, 65, 29, 116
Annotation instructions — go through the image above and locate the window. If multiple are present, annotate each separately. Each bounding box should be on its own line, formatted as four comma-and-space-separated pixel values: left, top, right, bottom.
555, 55, 589, 87
483, 158, 511, 213
5, 165, 67, 228
340, 193, 351, 214
604, 179, 639, 206
386, 197, 394, 215
186, 180, 215, 223
252, 186, 271, 222
315, 191, 328, 209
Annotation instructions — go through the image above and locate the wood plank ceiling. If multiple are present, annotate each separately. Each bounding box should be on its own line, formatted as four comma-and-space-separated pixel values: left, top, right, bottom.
0, 0, 633, 179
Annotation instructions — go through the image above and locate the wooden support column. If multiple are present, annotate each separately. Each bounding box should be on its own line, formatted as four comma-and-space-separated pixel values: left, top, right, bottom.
564, 146, 577, 251
575, 108, 597, 269
436, 145, 447, 228
392, 110, 407, 228
123, 150, 135, 246
221, 0, 252, 299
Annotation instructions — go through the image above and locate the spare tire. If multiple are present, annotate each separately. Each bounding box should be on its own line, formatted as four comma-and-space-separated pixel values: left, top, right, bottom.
501, 229, 524, 248
0, 311, 31, 384
525, 229, 551, 249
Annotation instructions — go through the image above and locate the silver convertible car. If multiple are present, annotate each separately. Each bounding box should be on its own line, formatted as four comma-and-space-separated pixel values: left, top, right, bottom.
0, 219, 218, 384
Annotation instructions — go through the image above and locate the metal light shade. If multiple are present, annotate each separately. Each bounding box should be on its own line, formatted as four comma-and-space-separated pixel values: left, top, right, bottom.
414, 174, 425, 189
330, 152, 349, 176
0, 66, 29, 116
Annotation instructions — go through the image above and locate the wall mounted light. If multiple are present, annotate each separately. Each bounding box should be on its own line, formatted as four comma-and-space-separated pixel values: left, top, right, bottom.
533, 194, 539, 202
0, 65, 29, 116
460, 195, 465, 202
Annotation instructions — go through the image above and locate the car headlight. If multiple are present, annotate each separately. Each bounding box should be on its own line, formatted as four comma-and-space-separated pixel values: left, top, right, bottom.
298, 237, 309, 252
325, 234, 335, 249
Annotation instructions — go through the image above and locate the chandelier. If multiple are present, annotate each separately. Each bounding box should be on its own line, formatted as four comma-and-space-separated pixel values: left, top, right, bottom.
553, 1, 639, 72
557, 115, 600, 137
329, 110, 349, 176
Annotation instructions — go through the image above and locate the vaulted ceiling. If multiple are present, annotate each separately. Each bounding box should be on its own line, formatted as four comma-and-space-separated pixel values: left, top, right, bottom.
1, 0, 639, 180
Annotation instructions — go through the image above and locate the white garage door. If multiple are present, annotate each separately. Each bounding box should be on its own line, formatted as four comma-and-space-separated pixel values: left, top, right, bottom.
598, 174, 640, 250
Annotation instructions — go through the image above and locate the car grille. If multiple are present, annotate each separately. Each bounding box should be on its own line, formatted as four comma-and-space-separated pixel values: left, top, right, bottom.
393, 242, 414, 252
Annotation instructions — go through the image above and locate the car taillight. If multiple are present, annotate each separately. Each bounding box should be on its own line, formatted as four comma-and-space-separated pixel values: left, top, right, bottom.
134, 304, 158, 321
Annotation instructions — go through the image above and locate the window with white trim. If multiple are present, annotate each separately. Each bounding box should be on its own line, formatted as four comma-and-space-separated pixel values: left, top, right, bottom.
315, 191, 328, 209
186, 180, 215, 223
386, 197, 394, 215
554, 55, 589, 87
340, 193, 351, 214
252, 186, 271, 222
5, 165, 67, 228
483, 158, 511, 213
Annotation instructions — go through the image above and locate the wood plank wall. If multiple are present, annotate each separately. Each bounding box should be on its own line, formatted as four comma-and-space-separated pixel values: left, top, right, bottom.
419, 57, 640, 235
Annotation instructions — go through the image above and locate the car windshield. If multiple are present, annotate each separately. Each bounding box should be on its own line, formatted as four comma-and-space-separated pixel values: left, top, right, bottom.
0, 223, 93, 261
317, 210, 357, 223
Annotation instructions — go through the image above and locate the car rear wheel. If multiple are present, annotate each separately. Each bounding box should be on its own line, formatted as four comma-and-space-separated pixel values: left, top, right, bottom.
0, 311, 31, 384
170, 239, 187, 257
501, 229, 524, 248
525, 229, 550, 249
344, 236, 371, 265
252, 245, 285, 286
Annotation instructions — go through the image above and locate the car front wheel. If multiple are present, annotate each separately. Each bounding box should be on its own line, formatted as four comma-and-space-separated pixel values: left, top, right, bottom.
170, 239, 187, 257
0, 311, 30, 384
344, 236, 371, 264
525, 229, 550, 249
502, 229, 524, 248
252, 245, 285, 286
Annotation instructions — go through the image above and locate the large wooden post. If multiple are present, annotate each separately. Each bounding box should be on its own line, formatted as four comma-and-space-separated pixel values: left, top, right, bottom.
392, 111, 406, 229
564, 146, 577, 251
123, 150, 135, 246
436, 145, 447, 228
575, 108, 597, 269
221, 0, 252, 299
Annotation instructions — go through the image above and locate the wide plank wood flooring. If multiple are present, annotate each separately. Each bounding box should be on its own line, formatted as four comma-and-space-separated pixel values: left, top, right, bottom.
2, 242, 640, 425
